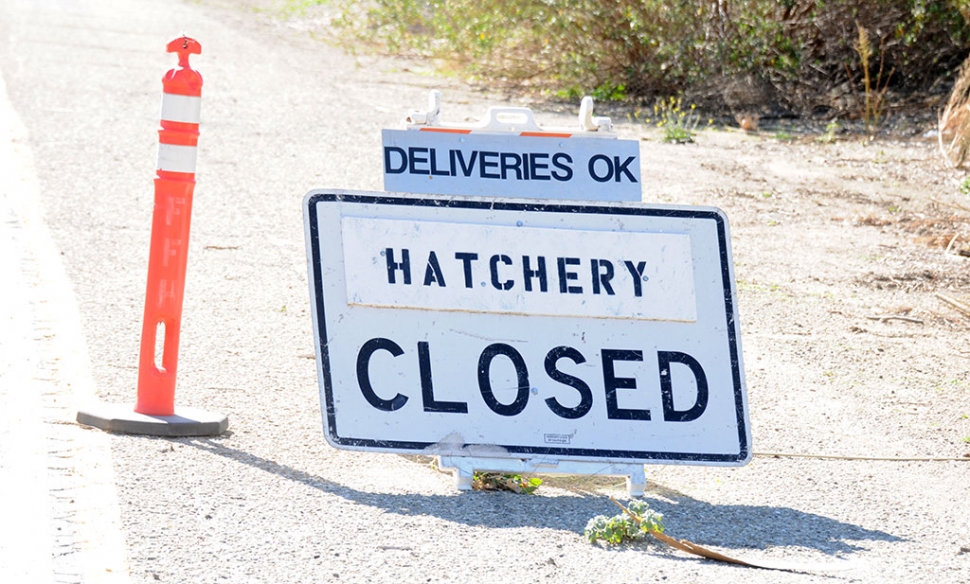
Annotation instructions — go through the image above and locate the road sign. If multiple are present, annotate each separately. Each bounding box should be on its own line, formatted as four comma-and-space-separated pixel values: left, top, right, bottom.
304, 190, 750, 466
383, 129, 642, 201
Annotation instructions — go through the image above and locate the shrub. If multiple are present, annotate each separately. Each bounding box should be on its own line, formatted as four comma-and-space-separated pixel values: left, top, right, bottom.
324, 1, 970, 114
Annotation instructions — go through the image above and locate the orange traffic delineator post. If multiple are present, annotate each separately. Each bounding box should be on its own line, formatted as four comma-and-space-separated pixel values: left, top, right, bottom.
136, 36, 204, 417
77, 36, 227, 436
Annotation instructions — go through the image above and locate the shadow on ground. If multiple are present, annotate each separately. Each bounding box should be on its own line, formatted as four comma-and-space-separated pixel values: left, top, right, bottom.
179, 435, 901, 557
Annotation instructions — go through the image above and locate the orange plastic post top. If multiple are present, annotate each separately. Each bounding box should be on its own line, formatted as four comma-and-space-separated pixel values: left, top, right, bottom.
163, 36, 203, 97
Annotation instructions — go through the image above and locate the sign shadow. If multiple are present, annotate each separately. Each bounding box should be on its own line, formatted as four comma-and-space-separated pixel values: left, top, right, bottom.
181, 437, 900, 558
640, 484, 903, 556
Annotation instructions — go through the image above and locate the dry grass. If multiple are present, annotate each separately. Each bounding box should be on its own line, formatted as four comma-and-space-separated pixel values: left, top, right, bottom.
939, 57, 970, 168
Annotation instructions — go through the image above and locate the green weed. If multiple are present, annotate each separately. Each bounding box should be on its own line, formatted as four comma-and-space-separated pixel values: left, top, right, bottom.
654, 96, 700, 143
585, 500, 664, 545
818, 120, 839, 144
960, 176, 970, 195
472, 472, 542, 494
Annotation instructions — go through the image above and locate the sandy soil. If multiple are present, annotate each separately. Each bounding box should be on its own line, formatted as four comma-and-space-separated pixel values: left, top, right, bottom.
624, 125, 970, 461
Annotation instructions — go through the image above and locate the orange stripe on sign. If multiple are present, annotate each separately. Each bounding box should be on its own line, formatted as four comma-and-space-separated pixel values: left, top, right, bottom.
419, 128, 473, 134
520, 132, 572, 138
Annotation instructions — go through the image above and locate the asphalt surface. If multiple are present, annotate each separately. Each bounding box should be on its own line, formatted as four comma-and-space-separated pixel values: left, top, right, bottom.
1, 1, 969, 583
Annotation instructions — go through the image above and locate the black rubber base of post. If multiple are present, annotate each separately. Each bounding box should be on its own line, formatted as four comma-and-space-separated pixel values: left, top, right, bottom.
76, 402, 228, 437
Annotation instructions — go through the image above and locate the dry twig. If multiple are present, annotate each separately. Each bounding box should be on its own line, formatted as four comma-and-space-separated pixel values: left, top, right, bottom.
936, 292, 970, 318
607, 498, 855, 573
865, 315, 924, 324
929, 197, 970, 215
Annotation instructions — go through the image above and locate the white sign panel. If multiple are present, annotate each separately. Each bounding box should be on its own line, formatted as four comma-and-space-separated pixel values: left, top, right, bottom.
304, 190, 750, 465
382, 129, 642, 202
340, 216, 697, 322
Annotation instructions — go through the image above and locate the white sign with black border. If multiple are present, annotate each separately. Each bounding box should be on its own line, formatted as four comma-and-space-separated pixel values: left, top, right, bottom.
304, 190, 750, 465
382, 129, 642, 202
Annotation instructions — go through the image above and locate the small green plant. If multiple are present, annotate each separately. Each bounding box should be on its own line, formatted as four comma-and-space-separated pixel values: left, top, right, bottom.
962, 436, 970, 444
585, 500, 664, 545
774, 129, 794, 142
472, 472, 542, 494
960, 176, 970, 195
818, 119, 839, 144
654, 96, 700, 143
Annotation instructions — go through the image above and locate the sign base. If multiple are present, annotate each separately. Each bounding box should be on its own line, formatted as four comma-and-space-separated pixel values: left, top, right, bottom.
437, 456, 646, 496
76, 401, 227, 437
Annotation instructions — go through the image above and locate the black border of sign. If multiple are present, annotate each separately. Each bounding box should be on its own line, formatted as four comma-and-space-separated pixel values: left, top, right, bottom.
305, 190, 750, 464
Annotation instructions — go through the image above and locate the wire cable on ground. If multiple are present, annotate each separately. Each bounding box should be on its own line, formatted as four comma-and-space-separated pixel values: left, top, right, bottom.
753, 451, 970, 462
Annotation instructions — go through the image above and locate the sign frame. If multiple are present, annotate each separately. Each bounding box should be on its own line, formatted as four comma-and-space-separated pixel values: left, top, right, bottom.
304, 189, 751, 467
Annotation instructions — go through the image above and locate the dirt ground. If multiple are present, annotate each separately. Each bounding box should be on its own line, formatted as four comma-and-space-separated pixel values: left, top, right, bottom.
8, 0, 968, 579
620, 121, 970, 461
262, 1, 970, 464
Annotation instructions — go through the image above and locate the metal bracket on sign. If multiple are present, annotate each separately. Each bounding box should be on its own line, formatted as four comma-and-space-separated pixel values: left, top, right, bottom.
437, 456, 647, 496
405, 90, 615, 136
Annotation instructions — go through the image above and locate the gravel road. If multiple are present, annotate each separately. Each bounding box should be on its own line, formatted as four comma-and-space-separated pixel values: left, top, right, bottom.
1, 0, 968, 582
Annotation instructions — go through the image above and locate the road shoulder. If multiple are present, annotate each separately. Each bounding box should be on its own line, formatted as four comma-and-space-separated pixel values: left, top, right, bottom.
0, 68, 131, 584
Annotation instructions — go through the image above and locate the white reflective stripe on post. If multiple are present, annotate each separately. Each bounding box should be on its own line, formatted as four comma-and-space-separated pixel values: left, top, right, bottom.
157, 143, 197, 173
160, 94, 201, 124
